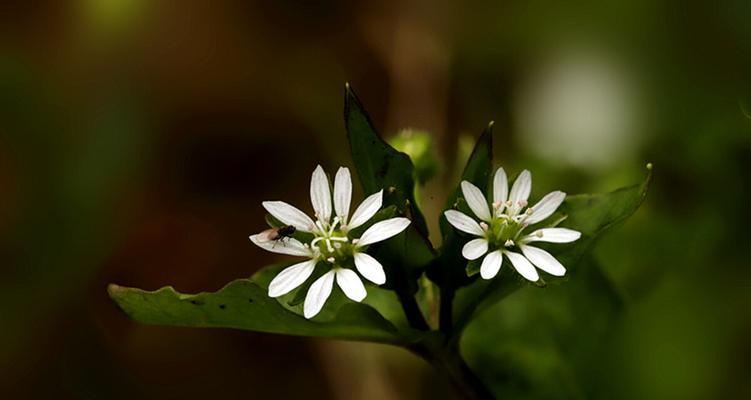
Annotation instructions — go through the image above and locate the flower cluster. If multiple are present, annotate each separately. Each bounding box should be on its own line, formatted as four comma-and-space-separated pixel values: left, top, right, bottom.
250, 165, 410, 318
444, 168, 581, 281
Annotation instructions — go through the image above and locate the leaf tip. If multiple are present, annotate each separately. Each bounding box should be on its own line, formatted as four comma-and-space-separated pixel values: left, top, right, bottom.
107, 283, 122, 298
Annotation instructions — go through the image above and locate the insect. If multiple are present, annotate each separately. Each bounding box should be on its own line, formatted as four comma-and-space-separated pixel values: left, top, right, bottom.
256, 225, 297, 247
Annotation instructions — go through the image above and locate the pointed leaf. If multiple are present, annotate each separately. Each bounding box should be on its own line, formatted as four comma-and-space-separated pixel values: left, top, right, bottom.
108, 278, 407, 344
428, 123, 493, 289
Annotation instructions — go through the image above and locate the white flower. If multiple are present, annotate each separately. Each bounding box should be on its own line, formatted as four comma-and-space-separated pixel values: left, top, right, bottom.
250, 165, 410, 318
444, 168, 581, 282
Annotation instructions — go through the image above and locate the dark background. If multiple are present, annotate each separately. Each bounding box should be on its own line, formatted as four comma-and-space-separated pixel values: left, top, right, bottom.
1, 1, 750, 399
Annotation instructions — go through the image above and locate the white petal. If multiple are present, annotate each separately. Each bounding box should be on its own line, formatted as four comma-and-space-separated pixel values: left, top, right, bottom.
504, 250, 539, 282
267, 259, 317, 297
443, 210, 485, 236
480, 250, 503, 280
462, 238, 489, 260
356, 217, 411, 246
525, 191, 566, 225
493, 167, 508, 205
310, 165, 332, 223
335, 268, 367, 302
519, 245, 566, 276
461, 181, 492, 222
303, 270, 335, 319
249, 234, 312, 256
508, 170, 532, 215
347, 190, 383, 230
333, 167, 352, 221
354, 252, 386, 284
262, 201, 316, 232
522, 228, 581, 243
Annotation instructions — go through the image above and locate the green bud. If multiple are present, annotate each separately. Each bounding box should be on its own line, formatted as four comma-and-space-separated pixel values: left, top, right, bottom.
389, 129, 439, 185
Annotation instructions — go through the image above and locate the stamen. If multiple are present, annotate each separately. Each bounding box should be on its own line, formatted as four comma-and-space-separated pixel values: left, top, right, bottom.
504, 239, 515, 247
526, 208, 534, 215
480, 222, 489, 231
315, 220, 326, 233
352, 238, 359, 245
536, 231, 544, 238
326, 257, 335, 263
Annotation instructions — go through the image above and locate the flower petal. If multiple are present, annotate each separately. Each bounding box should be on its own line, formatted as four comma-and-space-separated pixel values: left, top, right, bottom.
267, 259, 317, 297
525, 191, 566, 225
521, 228, 581, 243
249, 234, 311, 256
310, 165, 332, 223
504, 250, 539, 282
354, 252, 386, 285
493, 167, 509, 206
334, 167, 352, 222
356, 217, 411, 246
335, 268, 367, 302
347, 190, 383, 230
262, 201, 316, 232
462, 238, 489, 260
480, 250, 503, 279
303, 270, 335, 319
508, 170, 532, 215
444, 210, 485, 236
519, 245, 566, 276
461, 181, 492, 222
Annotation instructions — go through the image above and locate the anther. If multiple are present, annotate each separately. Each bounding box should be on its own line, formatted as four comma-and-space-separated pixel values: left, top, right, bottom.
504, 239, 515, 247
536, 231, 544, 238
326, 257, 335, 263
480, 222, 489, 231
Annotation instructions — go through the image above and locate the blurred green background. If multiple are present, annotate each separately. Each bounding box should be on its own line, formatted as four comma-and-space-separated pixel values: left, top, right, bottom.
1, 0, 750, 399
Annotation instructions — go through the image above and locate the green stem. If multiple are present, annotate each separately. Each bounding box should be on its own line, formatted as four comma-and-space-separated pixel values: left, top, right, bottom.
396, 288, 429, 331
439, 285, 454, 334
410, 336, 494, 400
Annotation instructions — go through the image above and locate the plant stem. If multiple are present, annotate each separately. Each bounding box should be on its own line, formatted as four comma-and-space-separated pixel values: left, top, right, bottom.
439, 285, 454, 334
396, 289, 429, 330
410, 336, 494, 400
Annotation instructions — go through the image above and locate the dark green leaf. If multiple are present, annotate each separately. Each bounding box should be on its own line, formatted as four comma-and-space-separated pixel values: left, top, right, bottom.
466, 260, 481, 277
461, 256, 624, 399
108, 277, 409, 344
344, 83, 430, 241
428, 123, 493, 289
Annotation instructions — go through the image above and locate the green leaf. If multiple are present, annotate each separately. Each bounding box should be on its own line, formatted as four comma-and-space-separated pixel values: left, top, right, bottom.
344, 83, 430, 241
466, 260, 481, 277
344, 84, 436, 306
252, 262, 413, 331
108, 278, 408, 344
461, 256, 624, 399
452, 165, 652, 336
428, 123, 493, 288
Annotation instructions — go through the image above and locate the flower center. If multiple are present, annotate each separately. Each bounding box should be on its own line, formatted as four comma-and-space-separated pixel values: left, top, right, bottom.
310, 217, 354, 265
486, 216, 525, 248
